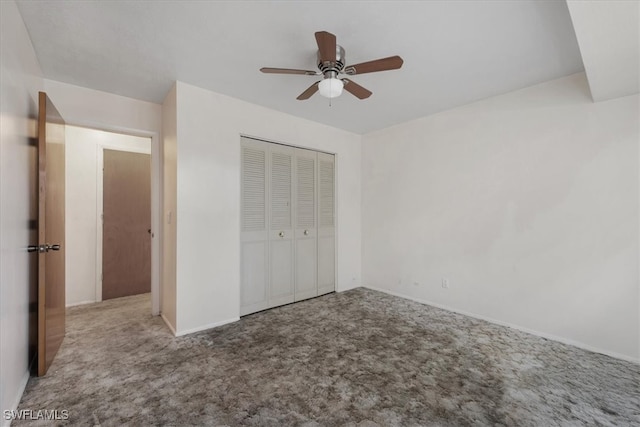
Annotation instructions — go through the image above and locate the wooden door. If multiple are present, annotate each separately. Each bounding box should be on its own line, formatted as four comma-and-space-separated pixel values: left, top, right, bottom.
317, 152, 336, 296
294, 148, 318, 301
102, 149, 151, 300
269, 144, 295, 307
35, 91, 66, 376
240, 138, 269, 315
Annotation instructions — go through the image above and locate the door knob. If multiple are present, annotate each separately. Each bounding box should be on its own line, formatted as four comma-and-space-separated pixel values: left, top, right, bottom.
27, 244, 60, 253
304, 230, 309, 236
279, 231, 285, 238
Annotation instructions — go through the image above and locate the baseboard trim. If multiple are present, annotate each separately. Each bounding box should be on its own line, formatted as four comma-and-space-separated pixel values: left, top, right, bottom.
160, 313, 177, 336
365, 285, 639, 365
175, 317, 239, 337
65, 300, 96, 308
3, 370, 30, 427
337, 283, 358, 293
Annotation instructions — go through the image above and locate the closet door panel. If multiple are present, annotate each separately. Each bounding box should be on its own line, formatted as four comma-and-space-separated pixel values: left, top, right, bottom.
269, 240, 294, 306
295, 238, 316, 300
240, 138, 269, 315
295, 149, 317, 301
317, 236, 335, 295
317, 152, 335, 296
241, 241, 267, 308
269, 145, 295, 307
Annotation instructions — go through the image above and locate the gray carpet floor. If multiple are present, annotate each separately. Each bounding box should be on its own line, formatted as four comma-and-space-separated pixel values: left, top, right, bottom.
16, 288, 640, 426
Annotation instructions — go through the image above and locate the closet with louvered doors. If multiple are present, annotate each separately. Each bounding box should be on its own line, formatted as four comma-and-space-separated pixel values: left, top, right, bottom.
240, 137, 335, 316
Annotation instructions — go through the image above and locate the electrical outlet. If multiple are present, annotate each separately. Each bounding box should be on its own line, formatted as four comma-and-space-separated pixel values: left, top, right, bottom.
442, 278, 450, 289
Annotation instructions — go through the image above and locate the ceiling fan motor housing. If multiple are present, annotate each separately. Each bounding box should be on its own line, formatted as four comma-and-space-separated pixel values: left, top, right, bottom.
318, 45, 345, 78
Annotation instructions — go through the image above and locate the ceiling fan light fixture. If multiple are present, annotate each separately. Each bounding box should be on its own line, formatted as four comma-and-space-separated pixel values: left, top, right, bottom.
318, 78, 344, 98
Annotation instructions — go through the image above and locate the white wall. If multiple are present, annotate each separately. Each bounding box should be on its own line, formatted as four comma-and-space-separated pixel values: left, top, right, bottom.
43, 80, 163, 315
168, 82, 362, 335
161, 84, 177, 332
66, 125, 151, 306
0, 0, 43, 421
43, 80, 162, 135
362, 72, 639, 362
567, 0, 639, 102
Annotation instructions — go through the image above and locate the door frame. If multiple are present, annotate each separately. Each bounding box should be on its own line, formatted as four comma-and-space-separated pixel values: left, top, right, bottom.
96, 144, 152, 304
67, 123, 162, 316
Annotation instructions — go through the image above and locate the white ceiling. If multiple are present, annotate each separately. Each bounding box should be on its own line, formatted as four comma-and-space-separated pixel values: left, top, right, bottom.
16, 0, 585, 134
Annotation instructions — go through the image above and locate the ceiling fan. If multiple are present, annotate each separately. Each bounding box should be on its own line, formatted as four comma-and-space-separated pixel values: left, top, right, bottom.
260, 31, 404, 101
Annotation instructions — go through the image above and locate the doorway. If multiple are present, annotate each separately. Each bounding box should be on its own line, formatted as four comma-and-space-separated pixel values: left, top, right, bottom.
64, 126, 156, 311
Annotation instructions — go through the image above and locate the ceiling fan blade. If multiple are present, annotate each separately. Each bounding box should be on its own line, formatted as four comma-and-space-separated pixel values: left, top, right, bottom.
260, 67, 318, 76
344, 55, 404, 75
297, 81, 320, 100
342, 79, 372, 99
315, 31, 337, 63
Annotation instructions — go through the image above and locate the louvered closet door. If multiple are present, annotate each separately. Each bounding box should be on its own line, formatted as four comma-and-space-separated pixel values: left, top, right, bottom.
294, 149, 317, 301
269, 144, 296, 307
317, 152, 336, 296
240, 138, 269, 316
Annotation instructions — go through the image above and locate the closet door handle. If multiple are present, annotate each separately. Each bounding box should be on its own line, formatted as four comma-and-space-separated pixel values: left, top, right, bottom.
279, 231, 285, 238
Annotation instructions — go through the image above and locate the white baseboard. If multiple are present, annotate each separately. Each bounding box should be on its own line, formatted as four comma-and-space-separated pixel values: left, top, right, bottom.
365, 285, 640, 365
65, 300, 96, 308
174, 317, 239, 337
337, 283, 359, 293
160, 313, 177, 336
3, 370, 30, 427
